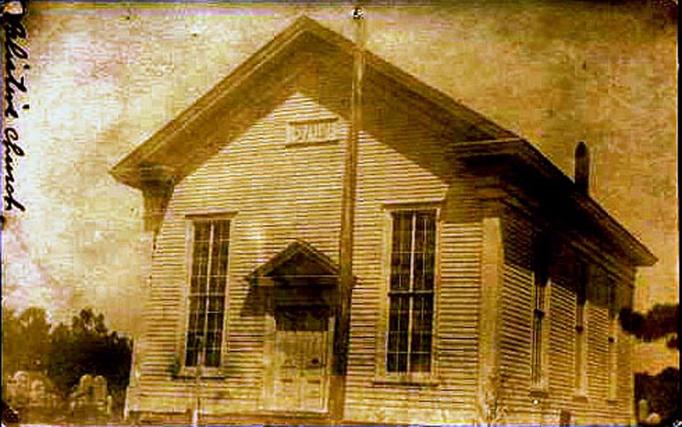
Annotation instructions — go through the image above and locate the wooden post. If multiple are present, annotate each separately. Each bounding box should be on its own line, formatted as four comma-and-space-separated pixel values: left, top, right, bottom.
331, 5, 365, 423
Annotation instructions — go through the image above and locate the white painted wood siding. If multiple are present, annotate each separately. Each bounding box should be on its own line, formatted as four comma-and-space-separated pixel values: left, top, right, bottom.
133, 55, 485, 424
500, 206, 636, 425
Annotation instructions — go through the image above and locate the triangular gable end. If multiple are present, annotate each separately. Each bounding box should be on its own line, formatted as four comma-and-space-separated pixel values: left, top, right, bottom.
247, 240, 340, 287
109, 15, 515, 192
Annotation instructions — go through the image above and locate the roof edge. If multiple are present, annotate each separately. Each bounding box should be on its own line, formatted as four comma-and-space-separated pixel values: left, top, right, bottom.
246, 239, 340, 283
110, 15, 324, 189
453, 139, 657, 267
110, 15, 516, 189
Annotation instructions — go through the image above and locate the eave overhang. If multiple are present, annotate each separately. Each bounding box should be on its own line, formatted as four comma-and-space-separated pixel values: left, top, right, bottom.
109, 15, 513, 191
452, 139, 657, 267
109, 15, 656, 269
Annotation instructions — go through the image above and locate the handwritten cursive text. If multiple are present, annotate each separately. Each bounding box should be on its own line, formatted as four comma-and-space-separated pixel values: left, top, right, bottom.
2, 13, 29, 220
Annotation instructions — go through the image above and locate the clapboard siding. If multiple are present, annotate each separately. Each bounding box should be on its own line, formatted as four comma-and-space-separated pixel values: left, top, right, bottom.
132, 54, 484, 424
498, 209, 534, 421
127, 44, 640, 427
501, 206, 636, 425
134, 58, 348, 414
342, 84, 483, 425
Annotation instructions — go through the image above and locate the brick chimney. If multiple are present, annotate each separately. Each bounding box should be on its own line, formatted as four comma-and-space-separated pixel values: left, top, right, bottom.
575, 141, 589, 194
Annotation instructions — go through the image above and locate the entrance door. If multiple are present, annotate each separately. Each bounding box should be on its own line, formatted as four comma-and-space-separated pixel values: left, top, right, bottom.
273, 306, 329, 413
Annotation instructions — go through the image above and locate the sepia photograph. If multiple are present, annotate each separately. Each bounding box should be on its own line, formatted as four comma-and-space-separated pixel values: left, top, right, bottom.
1, 1, 678, 426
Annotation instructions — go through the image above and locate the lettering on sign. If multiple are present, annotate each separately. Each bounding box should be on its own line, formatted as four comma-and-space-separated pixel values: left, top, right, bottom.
286, 118, 339, 146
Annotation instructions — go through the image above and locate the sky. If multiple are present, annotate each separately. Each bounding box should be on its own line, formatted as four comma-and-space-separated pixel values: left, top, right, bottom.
1, 1, 677, 374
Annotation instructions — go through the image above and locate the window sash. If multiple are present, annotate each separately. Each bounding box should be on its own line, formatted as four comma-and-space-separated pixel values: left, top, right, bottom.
530, 236, 552, 388
386, 210, 436, 374
574, 262, 588, 393
574, 323, 587, 392
607, 281, 618, 399
185, 220, 230, 368
531, 280, 550, 387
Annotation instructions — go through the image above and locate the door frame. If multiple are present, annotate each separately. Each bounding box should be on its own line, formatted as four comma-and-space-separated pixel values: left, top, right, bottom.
261, 302, 335, 414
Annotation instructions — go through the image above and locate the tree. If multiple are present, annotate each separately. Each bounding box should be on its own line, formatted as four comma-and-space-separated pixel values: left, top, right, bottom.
2, 306, 21, 376
46, 308, 133, 405
1, 306, 51, 375
619, 303, 679, 350
46, 322, 75, 397
17, 307, 52, 370
2, 306, 132, 420
620, 303, 680, 424
635, 367, 680, 424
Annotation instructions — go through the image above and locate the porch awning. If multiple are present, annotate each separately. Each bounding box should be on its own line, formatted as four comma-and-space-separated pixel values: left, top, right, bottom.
247, 240, 340, 287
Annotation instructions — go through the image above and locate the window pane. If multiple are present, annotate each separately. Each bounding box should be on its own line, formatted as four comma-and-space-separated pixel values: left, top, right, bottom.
386, 353, 398, 373
185, 220, 230, 368
387, 295, 409, 372
208, 295, 224, 313
192, 223, 211, 279
209, 221, 229, 295
575, 331, 585, 389
204, 331, 222, 367
410, 352, 431, 373
210, 221, 230, 291
386, 210, 437, 374
209, 276, 226, 296
575, 261, 587, 392
185, 332, 200, 367
414, 211, 436, 291
188, 296, 206, 332
386, 210, 436, 372
410, 294, 433, 372
207, 310, 224, 332
535, 284, 545, 310
213, 221, 230, 243
205, 349, 221, 368
390, 212, 413, 291
531, 314, 543, 384
194, 222, 211, 242
190, 276, 202, 295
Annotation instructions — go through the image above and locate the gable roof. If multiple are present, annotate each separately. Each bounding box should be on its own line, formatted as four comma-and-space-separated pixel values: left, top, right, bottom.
109, 15, 515, 190
110, 15, 655, 267
453, 139, 656, 266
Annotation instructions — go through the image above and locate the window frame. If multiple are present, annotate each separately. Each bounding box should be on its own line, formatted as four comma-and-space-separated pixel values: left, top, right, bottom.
530, 246, 552, 392
573, 260, 589, 397
375, 202, 441, 384
606, 279, 619, 402
177, 213, 235, 378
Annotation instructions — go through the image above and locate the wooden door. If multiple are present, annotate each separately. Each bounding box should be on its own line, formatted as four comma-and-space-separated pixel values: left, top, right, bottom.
273, 307, 329, 412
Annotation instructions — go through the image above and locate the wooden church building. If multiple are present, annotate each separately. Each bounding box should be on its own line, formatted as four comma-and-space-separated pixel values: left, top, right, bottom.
111, 15, 656, 426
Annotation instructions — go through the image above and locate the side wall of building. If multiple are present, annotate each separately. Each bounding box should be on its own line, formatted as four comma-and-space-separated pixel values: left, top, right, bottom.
499, 204, 636, 425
